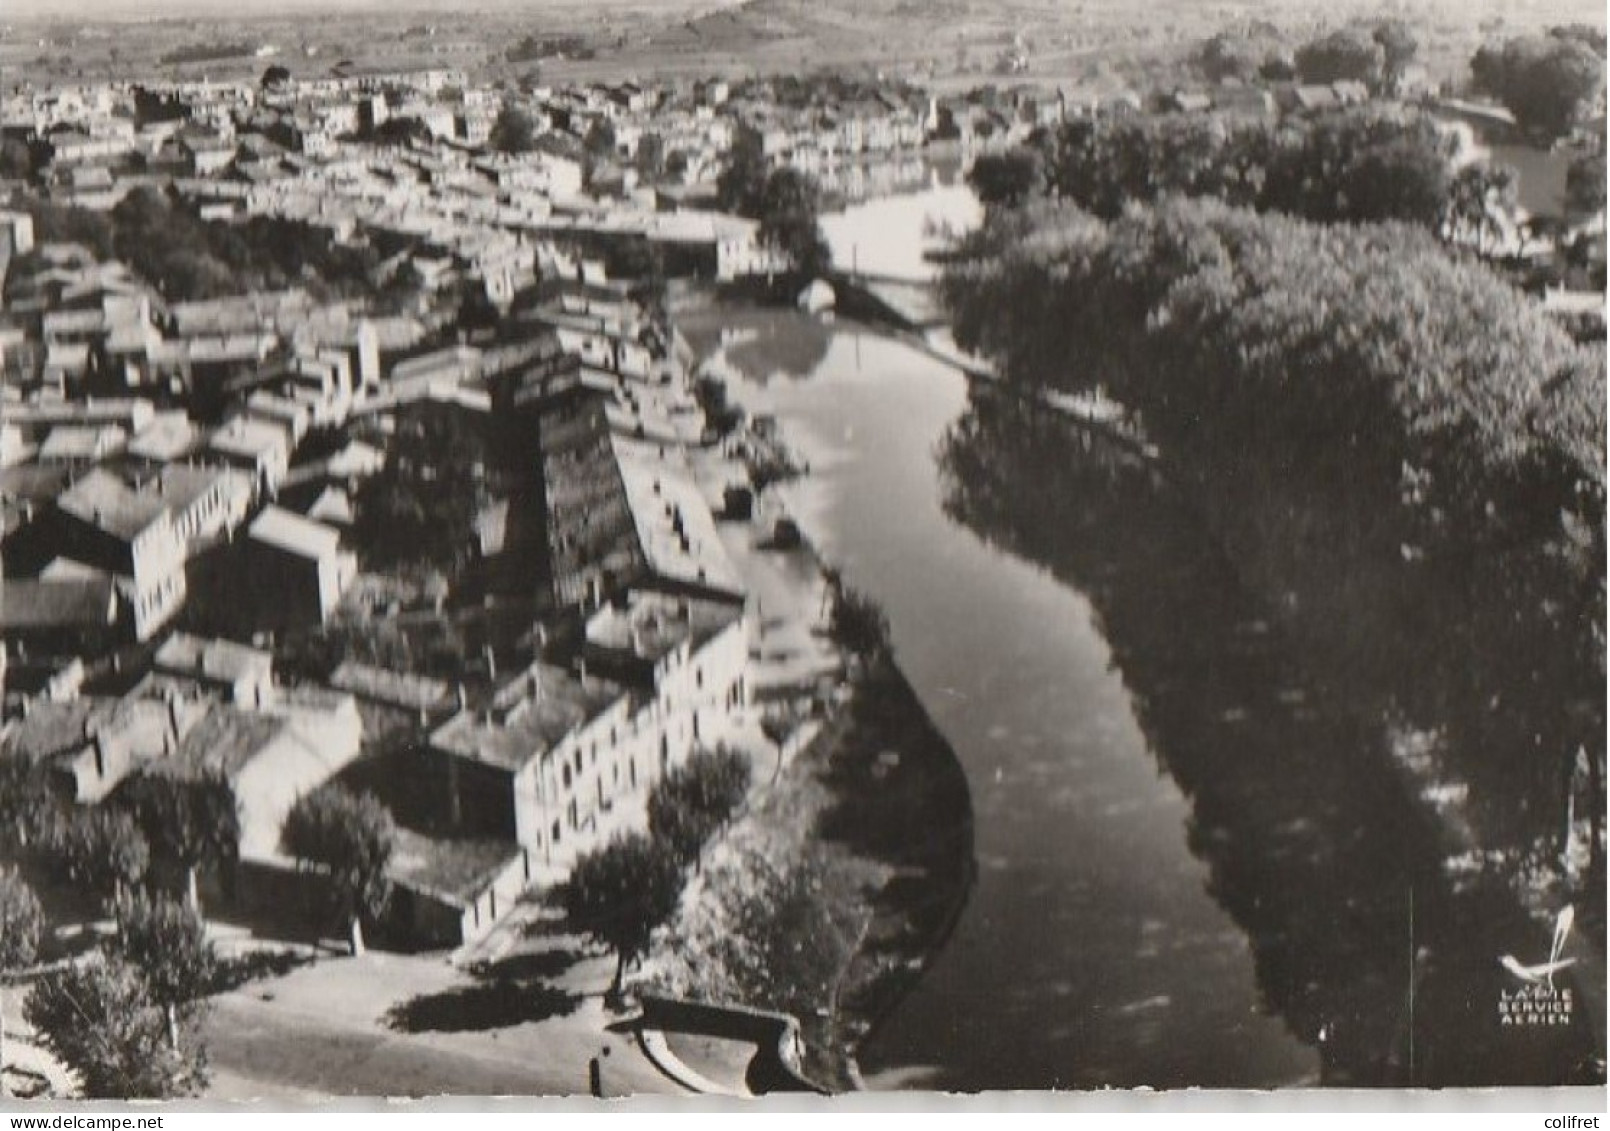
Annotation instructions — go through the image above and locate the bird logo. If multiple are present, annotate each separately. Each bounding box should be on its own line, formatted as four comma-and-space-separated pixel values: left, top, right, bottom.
1500, 905, 1576, 991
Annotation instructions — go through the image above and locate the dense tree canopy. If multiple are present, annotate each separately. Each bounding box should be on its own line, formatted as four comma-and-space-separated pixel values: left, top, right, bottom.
634, 132, 666, 180
0, 870, 41, 975
1025, 107, 1461, 233
1471, 33, 1606, 140
716, 123, 769, 217
100, 187, 384, 302
1195, 32, 1266, 84
12, 188, 391, 304
1372, 20, 1420, 90
0, 869, 42, 1098
282, 785, 396, 955
46, 807, 149, 901
1295, 28, 1385, 87
1548, 24, 1607, 59
351, 404, 487, 577
25, 955, 207, 1098
490, 105, 538, 154
828, 585, 893, 661
112, 892, 217, 1053
561, 832, 684, 995
0, 138, 34, 180
756, 168, 831, 277
583, 118, 618, 158
0, 759, 60, 856
1566, 145, 1607, 218
716, 129, 830, 273
967, 148, 1044, 210
646, 746, 752, 871
363, 116, 435, 148
19, 198, 115, 260
123, 770, 239, 913
1440, 161, 1519, 256
940, 196, 1605, 864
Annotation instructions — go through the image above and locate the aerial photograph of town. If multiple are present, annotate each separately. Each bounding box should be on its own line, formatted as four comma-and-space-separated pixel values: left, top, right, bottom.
0, 0, 1603, 1115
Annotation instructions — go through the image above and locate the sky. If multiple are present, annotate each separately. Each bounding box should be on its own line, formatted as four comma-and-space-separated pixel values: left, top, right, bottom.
3, 0, 708, 21
4, 0, 1601, 28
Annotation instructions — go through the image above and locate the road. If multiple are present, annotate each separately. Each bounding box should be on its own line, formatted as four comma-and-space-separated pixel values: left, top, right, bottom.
201, 949, 680, 1101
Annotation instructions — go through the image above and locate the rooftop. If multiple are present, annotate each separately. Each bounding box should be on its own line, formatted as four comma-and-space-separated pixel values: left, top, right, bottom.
585, 589, 741, 665
38, 424, 125, 462
154, 631, 274, 687
386, 829, 521, 905
613, 437, 743, 597
165, 703, 291, 779
329, 661, 452, 714
151, 462, 250, 512
0, 576, 117, 632
430, 662, 622, 773
210, 416, 289, 459
57, 468, 170, 541
249, 505, 343, 560
127, 412, 200, 462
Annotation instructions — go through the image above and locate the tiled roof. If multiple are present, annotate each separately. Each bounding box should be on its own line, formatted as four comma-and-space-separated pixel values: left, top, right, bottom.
57, 468, 169, 541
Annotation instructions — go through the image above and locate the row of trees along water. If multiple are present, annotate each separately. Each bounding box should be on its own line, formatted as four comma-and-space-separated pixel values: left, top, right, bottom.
561, 746, 752, 999
967, 105, 1604, 279
945, 101, 1605, 901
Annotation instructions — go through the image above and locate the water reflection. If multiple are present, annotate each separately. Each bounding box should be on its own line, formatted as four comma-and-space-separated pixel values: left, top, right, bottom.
933, 389, 1604, 1087
728, 327, 1316, 1091
721, 312, 834, 383
820, 166, 982, 282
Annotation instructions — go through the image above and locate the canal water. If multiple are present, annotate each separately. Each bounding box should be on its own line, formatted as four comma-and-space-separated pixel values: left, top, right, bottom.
706, 183, 1602, 1091
716, 321, 1317, 1090
820, 163, 980, 281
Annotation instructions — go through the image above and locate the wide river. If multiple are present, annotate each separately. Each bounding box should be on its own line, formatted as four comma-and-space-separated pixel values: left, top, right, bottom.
705, 172, 1600, 1091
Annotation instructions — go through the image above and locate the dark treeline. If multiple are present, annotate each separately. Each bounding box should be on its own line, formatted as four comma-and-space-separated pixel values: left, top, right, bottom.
936, 390, 1603, 1084
715, 125, 831, 277
939, 194, 1604, 888
969, 107, 1530, 240
1471, 29, 1607, 140
20, 187, 388, 303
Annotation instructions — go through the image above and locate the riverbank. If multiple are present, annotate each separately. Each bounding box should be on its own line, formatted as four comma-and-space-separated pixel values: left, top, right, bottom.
635, 294, 975, 1091
634, 649, 972, 1090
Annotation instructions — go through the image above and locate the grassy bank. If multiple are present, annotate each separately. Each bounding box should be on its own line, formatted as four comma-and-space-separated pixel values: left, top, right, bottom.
636, 657, 974, 1090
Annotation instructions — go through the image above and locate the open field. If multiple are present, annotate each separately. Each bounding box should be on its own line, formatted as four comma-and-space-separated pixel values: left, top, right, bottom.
4, 0, 1602, 92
